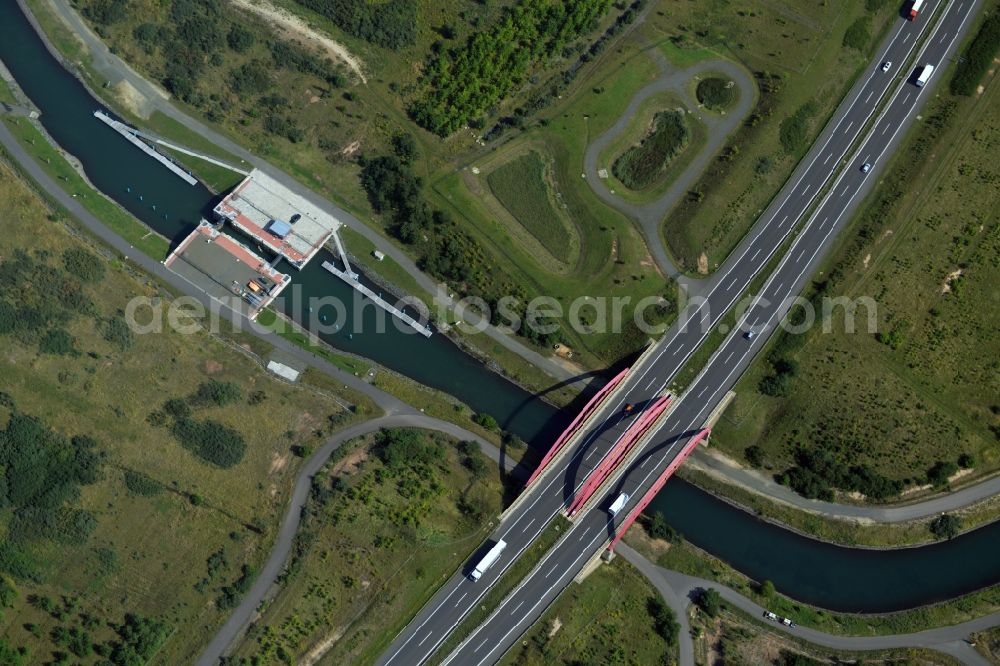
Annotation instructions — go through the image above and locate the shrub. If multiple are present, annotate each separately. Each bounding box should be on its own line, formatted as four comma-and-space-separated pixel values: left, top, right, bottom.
376, 429, 443, 471
229, 61, 271, 95
38, 329, 76, 356
103, 315, 134, 351
744, 445, 764, 467
226, 24, 255, 53
779, 101, 818, 154
929, 513, 962, 540
843, 17, 871, 51
647, 596, 679, 645
192, 380, 243, 408
950, 13, 1000, 95
123, 470, 161, 496
958, 453, 976, 469
695, 587, 722, 617
63, 248, 105, 283
612, 111, 691, 189
292, 0, 416, 50
171, 419, 246, 468
646, 511, 679, 542
392, 133, 418, 164
926, 460, 958, 487
696, 77, 735, 110
473, 413, 500, 432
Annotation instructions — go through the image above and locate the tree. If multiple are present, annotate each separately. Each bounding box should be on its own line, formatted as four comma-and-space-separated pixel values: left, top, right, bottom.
926, 460, 958, 488
647, 597, 680, 645
226, 24, 255, 53
929, 513, 962, 540
744, 445, 764, 468
392, 133, 418, 164
695, 587, 722, 617
760, 579, 776, 599
473, 413, 499, 432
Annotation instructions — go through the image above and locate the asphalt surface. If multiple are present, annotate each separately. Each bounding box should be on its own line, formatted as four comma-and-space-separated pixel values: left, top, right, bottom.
379, 2, 984, 663
618, 543, 999, 666
583, 53, 756, 280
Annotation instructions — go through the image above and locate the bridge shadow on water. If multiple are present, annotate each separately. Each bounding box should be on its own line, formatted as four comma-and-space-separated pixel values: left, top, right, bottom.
558, 396, 662, 509
599, 428, 701, 542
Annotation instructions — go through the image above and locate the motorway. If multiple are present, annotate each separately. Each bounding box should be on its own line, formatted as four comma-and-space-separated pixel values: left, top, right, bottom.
378, 1, 982, 664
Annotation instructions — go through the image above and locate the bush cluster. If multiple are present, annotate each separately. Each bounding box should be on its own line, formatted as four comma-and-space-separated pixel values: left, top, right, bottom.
696, 77, 735, 110
612, 110, 691, 190
779, 100, 819, 154
292, 0, 416, 50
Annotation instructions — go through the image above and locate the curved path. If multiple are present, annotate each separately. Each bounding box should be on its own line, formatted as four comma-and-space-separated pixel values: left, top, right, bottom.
689, 449, 1000, 523
27, 0, 1000, 528
618, 543, 999, 666
583, 52, 756, 281
196, 414, 523, 666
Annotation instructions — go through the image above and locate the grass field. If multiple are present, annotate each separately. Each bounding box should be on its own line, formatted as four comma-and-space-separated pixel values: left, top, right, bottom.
486, 150, 573, 263
229, 428, 505, 665
0, 161, 371, 663
710, 56, 1000, 494
432, 49, 680, 367
500, 559, 679, 666
639, 0, 900, 273
2, 115, 170, 260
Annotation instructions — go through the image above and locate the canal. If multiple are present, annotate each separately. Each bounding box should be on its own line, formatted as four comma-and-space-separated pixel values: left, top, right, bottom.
2, 1, 998, 614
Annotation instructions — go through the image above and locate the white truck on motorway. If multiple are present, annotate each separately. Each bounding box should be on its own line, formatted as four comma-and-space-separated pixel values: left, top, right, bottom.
916, 64, 935, 87
908, 0, 925, 20
470, 540, 507, 581
608, 492, 630, 517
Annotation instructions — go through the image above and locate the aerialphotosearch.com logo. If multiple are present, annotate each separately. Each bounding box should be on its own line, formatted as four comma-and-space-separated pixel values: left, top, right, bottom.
123, 282, 879, 342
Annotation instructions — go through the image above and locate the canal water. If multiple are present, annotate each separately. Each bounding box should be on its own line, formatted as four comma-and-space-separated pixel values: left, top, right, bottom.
2, 2, 998, 613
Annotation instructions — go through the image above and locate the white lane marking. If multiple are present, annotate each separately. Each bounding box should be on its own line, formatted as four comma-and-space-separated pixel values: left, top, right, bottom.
474, 638, 489, 653
725, 351, 734, 364
823, 153, 833, 165
727, 277, 739, 290
520, 517, 536, 534
445, 11, 967, 665
511, 600, 524, 615
939, 32, 948, 43
865, 90, 874, 103
672, 346, 683, 357
750, 248, 762, 262
401, 12, 955, 665
844, 120, 854, 134
646, 377, 657, 390
797, 249, 807, 263
545, 564, 559, 579
903, 91, 911, 104
904, 31, 911, 43
840, 185, 850, 197
882, 123, 891, 135
820, 216, 830, 229
697, 386, 708, 399
640, 458, 650, 469
418, 631, 433, 647
455, 592, 468, 607
780, 214, 789, 227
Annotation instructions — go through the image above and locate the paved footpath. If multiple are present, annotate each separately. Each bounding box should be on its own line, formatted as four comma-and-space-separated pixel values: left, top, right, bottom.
618, 543, 999, 666
583, 52, 755, 282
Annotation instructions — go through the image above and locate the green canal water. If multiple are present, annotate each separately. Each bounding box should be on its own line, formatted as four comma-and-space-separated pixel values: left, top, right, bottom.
2, 2, 997, 614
